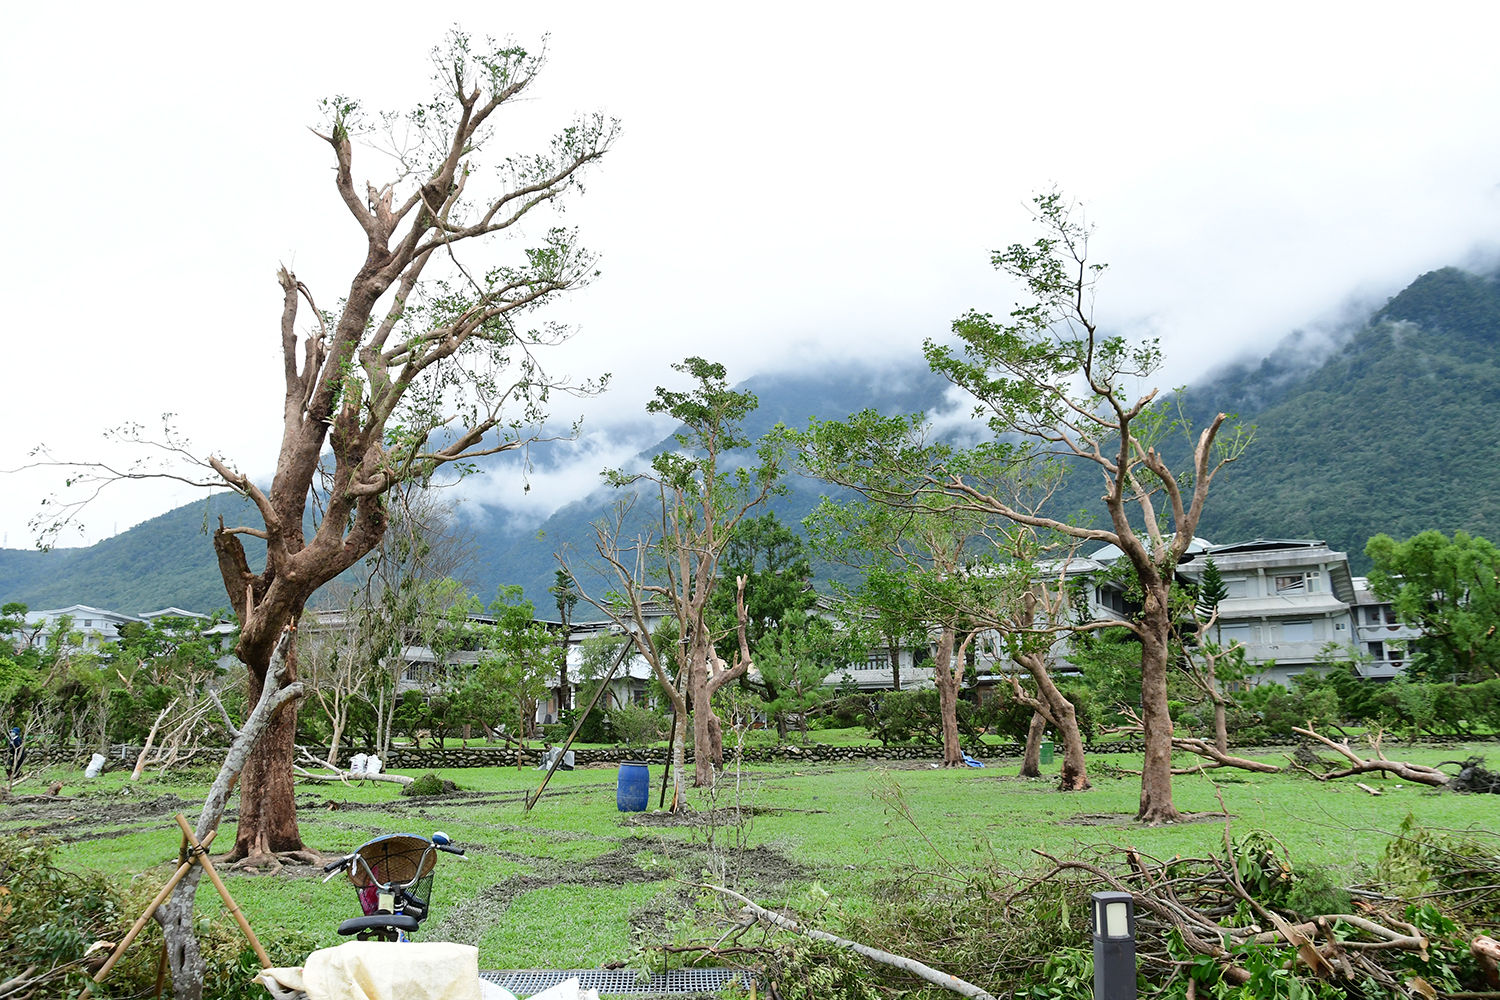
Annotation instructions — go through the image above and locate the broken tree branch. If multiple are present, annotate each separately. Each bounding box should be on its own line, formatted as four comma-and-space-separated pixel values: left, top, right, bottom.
697, 882, 1000, 1000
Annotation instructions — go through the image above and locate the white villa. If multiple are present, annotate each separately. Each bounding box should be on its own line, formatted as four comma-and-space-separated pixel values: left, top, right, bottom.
21, 604, 226, 651
1065, 537, 1411, 686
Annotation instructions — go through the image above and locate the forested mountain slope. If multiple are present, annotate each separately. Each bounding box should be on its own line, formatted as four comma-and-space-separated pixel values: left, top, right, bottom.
1185, 267, 1500, 571
3, 266, 1497, 612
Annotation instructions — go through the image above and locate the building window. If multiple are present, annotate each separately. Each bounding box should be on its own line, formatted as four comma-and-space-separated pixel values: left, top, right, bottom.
1219, 623, 1253, 643
1274, 574, 1306, 595
1281, 620, 1315, 643
1095, 586, 1127, 614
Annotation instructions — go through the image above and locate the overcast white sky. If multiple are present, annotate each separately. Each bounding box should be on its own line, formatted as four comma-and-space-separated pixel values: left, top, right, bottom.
3, 2, 1499, 548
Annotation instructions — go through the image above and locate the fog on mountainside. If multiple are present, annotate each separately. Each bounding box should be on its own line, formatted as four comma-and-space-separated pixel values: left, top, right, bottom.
4, 266, 1498, 615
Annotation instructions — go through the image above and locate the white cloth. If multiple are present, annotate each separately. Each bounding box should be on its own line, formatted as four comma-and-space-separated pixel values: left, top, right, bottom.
294, 941, 482, 1000
524, 979, 598, 1000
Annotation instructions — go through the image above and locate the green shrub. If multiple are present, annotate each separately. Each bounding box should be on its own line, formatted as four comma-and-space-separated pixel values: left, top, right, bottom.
0, 837, 312, 1000
608, 704, 668, 746
402, 772, 457, 796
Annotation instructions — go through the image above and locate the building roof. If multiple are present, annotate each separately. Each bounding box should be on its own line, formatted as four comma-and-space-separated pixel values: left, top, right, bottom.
1206, 539, 1327, 555
1088, 537, 1215, 563
26, 605, 142, 624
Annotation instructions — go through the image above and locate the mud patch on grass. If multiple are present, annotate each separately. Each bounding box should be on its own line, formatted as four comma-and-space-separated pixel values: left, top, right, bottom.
0, 792, 199, 839
1064, 811, 1230, 827
619, 805, 825, 829
431, 834, 810, 947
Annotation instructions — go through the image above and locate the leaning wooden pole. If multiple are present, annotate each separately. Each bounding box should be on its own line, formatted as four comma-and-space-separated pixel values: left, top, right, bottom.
658, 709, 679, 809
92, 830, 216, 983
524, 640, 632, 813
174, 813, 271, 968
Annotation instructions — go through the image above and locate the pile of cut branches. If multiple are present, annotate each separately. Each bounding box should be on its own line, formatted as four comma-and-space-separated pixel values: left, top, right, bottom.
1021, 832, 1490, 997
670, 816, 1499, 999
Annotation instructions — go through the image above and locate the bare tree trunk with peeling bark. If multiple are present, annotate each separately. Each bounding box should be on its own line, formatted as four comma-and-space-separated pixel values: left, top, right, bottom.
25, 33, 614, 865
158, 629, 302, 1000
1020, 710, 1047, 777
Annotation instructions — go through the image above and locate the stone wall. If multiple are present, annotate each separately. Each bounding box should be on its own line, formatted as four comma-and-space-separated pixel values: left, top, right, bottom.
16, 733, 1499, 772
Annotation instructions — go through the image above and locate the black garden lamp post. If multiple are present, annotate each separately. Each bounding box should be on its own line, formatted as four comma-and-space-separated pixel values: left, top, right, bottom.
1091, 890, 1136, 999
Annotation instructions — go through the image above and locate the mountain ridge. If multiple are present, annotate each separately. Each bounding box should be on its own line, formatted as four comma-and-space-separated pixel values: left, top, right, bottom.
4, 265, 1498, 614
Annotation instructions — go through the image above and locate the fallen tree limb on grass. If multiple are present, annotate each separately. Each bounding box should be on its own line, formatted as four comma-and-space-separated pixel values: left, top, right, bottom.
1169, 735, 1283, 774
1292, 726, 1452, 788
293, 746, 413, 786
1119, 708, 1280, 774
698, 882, 999, 1000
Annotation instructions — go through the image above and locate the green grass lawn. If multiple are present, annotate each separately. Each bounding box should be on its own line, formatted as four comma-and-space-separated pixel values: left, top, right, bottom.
6, 742, 1494, 977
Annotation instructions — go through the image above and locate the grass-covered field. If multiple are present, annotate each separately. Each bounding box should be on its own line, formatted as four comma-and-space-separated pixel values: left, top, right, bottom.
4, 739, 1493, 987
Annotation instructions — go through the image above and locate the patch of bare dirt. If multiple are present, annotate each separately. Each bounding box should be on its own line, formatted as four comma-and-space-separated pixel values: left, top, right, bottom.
0, 792, 200, 842
431, 834, 811, 947
1064, 811, 1231, 827
619, 805, 825, 829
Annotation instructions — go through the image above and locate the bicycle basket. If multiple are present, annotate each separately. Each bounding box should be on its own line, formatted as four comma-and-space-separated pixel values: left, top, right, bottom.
348, 834, 436, 915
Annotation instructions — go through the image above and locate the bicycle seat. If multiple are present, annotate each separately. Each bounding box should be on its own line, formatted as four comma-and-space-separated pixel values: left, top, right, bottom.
337, 914, 421, 936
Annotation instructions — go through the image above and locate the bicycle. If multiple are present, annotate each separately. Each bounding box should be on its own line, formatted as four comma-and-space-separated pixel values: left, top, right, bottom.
320, 831, 465, 942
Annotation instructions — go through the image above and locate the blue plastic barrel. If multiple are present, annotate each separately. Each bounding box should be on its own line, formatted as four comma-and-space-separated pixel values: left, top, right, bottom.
617, 761, 649, 812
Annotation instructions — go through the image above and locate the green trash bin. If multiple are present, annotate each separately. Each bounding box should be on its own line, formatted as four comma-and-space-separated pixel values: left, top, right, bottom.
1040, 740, 1054, 765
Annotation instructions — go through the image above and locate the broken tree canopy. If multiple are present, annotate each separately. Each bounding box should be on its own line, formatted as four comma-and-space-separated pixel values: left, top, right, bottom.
1292, 726, 1495, 792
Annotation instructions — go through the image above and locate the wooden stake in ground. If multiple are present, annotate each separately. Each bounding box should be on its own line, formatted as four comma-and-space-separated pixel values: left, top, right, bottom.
91, 829, 216, 983
524, 639, 631, 813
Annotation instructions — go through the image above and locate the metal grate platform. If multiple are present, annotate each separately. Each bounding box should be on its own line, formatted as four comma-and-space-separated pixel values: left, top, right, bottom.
481, 968, 750, 997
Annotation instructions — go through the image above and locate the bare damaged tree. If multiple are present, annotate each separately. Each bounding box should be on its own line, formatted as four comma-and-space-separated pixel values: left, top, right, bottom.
26, 32, 615, 865
925, 191, 1250, 823
1178, 607, 1251, 756
567, 358, 782, 793
974, 554, 1099, 791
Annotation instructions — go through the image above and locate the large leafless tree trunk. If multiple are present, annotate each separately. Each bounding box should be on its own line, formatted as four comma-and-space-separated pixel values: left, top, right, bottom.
27, 35, 612, 864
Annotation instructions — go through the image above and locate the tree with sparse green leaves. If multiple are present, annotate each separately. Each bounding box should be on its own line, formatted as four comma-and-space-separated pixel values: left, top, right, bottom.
25, 30, 615, 871
571, 358, 784, 795
1366, 530, 1500, 682
800, 412, 995, 768
798, 409, 1096, 783
472, 585, 557, 740
925, 191, 1249, 823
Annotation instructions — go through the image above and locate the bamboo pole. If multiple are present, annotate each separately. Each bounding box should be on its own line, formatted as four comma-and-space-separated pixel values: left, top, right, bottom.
92, 830, 216, 983
174, 814, 271, 969
658, 709, 678, 809
525, 640, 632, 813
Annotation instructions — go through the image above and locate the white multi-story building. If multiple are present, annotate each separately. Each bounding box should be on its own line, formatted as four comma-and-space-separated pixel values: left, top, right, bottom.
23, 604, 142, 650
1076, 538, 1407, 685
1178, 539, 1358, 684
